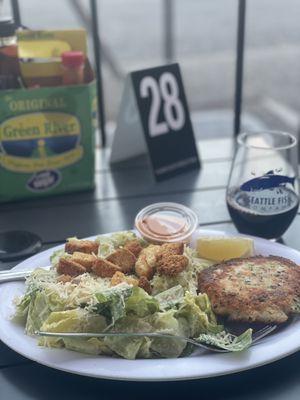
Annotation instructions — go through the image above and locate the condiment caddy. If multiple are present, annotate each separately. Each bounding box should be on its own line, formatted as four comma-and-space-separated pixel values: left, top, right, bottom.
0, 24, 97, 202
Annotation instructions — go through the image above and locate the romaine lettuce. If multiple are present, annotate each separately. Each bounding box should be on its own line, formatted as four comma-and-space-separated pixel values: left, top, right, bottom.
104, 335, 146, 359
96, 231, 139, 258
125, 287, 159, 317
40, 308, 107, 333
110, 231, 138, 247
196, 329, 253, 352
25, 291, 51, 334
13, 292, 34, 323
96, 237, 115, 258
94, 285, 132, 325
104, 315, 153, 359
175, 292, 223, 337
154, 285, 184, 310
50, 249, 65, 267
149, 310, 189, 358
151, 250, 213, 296
62, 337, 113, 355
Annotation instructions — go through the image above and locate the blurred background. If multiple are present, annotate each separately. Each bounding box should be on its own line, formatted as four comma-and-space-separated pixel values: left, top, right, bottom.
1, 0, 300, 142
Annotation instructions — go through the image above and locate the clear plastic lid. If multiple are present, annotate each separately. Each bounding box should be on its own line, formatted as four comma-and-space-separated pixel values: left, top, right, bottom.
135, 202, 199, 243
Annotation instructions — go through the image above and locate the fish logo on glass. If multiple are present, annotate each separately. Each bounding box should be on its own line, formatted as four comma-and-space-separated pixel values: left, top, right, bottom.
240, 170, 295, 192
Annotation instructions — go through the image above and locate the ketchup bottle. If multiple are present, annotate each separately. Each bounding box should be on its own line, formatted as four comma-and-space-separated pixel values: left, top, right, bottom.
61, 51, 85, 86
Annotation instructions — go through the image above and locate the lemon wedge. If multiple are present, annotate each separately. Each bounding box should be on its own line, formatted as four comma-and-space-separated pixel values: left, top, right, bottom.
196, 236, 254, 262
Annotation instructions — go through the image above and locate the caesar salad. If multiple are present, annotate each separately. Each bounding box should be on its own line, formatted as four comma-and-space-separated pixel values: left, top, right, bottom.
13, 231, 253, 359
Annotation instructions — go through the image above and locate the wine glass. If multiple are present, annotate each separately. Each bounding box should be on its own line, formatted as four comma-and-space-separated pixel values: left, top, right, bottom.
226, 131, 299, 240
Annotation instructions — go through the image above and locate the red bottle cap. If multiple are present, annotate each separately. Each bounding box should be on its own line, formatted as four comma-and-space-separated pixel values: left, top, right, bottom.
61, 51, 85, 68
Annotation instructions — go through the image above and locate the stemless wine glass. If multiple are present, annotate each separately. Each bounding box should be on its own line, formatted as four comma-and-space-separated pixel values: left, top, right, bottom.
226, 131, 299, 240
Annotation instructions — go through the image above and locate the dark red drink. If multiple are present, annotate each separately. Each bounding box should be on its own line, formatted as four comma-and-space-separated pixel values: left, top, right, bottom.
227, 187, 299, 239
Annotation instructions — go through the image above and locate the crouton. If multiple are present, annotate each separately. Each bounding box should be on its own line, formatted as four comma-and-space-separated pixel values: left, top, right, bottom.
135, 254, 154, 280
143, 245, 161, 267
138, 276, 152, 294
110, 271, 139, 287
160, 242, 184, 257
92, 258, 121, 278
57, 274, 72, 283
65, 239, 99, 255
124, 240, 143, 257
57, 256, 86, 276
135, 245, 161, 279
106, 248, 136, 273
71, 252, 97, 272
157, 255, 188, 276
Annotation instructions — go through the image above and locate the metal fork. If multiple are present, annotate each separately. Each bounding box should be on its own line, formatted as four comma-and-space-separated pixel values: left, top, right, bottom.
0, 267, 49, 283
36, 324, 276, 353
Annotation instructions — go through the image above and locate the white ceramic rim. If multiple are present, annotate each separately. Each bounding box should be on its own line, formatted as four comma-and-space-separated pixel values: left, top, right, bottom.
1, 229, 300, 382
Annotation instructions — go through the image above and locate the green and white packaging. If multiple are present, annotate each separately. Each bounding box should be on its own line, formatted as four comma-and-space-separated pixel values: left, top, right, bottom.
0, 76, 97, 202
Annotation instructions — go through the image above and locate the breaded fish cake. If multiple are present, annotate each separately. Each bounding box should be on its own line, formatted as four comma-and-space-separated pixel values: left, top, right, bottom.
198, 256, 300, 324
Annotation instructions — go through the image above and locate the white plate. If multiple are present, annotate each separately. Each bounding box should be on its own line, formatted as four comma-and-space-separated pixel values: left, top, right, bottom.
1, 229, 300, 381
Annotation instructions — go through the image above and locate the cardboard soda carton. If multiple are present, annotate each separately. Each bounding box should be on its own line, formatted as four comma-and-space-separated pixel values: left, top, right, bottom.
0, 29, 96, 202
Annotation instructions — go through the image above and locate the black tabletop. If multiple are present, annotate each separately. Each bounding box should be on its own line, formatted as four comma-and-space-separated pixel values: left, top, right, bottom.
1, 137, 300, 400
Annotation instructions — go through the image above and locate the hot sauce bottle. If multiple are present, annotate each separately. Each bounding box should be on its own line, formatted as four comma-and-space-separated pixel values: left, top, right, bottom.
61, 51, 85, 86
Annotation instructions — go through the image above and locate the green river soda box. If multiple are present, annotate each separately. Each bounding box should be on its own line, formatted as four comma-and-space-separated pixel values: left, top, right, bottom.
0, 29, 96, 202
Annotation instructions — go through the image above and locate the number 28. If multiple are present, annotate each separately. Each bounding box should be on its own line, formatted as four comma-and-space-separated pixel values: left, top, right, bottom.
139, 72, 185, 137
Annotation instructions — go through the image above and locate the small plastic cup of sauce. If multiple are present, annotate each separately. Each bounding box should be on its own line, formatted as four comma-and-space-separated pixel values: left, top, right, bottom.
135, 202, 199, 244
